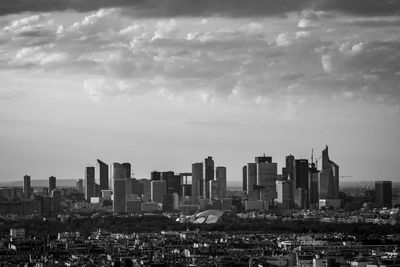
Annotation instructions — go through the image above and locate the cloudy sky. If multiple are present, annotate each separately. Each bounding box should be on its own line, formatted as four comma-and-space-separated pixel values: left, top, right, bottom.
0, 0, 399, 183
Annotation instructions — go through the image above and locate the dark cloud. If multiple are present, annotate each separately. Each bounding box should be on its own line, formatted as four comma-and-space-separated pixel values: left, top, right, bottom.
316, 0, 400, 16
1, 0, 399, 17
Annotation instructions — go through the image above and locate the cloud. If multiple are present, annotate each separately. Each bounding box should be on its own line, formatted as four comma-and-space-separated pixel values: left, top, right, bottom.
1, 7, 399, 109
1, 0, 399, 17
276, 32, 291, 47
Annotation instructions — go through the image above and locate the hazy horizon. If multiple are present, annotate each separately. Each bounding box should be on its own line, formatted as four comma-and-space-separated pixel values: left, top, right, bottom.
1, 0, 399, 183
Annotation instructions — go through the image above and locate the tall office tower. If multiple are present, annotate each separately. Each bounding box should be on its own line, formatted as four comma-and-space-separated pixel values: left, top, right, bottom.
180, 173, 192, 197
192, 162, 203, 198
76, 179, 83, 193
282, 167, 287, 181
209, 180, 220, 199
319, 146, 339, 200
49, 176, 56, 192
294, 159, 309, 190
161, 171, 174, 181
129, 179, 144, 196
204, 156, 214, 198
216, 166, 227, 198
285, 155, 295, 180
255, 155, 272, 163
163, 193, 179, 211
293, 159, 309, 209
85, 167, 95, 202
308, 163, 319, 208
242, 166, 247, 192
257, 162, 277, 202
151, 171, 161, 181
375, 181, 392, 208
113, 163, 130, 213
151, 180, 166, 203
276, 180, 292, 209
166, 174, 181, 195
23, 175, 31, 199
122, 163, 131, 178
139, 179, 152, 201
247, 163, 257, 197
97, 159, 109, 191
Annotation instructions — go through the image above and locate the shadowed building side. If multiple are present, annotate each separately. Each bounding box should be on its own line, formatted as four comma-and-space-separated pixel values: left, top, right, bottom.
192, 163, 203, 198
85, 167, 95, 202
97, 159, 109, 191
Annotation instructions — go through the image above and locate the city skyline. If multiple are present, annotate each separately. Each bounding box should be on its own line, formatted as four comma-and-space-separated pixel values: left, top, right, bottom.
1, 1, 400, 183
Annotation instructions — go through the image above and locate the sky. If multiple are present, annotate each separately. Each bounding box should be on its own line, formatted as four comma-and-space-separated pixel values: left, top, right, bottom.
0, 0, 400, 183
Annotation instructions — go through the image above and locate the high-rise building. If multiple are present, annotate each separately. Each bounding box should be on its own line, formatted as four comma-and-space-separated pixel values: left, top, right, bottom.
23, 175, 31, 199
285, 155, 295, 180
242, 165, 247, 192
151, 180, 166, 203
151, 171, 161, 181
209, 180, 220, 199
49, 176, 56, 192
85, 167, 95, 202
216, 166, 227, 198
76, 179, 83, 193
161, 172, 181, 195
319, 146, 339, 200
97, 159, 109, 191
375, 181, 392, 208
257, 162, 277, 202
246, 163, 257, 194
294, 159, 309, 190
163, 193, 179, 211
308, 163, 319, 208
192, 162, 203, 198
180, 173, 192, 197
204, 156, 214, 198
276, 180, 292, 209
113, 163, 131, 213
255, 155, 272, 163
139, 179, 152, 201
122, 163, 131, 179
292, 159, 309, 209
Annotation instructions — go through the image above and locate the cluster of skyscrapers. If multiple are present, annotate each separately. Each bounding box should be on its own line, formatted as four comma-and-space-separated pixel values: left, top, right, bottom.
243, 146, 341, 210
82, 157, 227, 213
78, 146, 393, 213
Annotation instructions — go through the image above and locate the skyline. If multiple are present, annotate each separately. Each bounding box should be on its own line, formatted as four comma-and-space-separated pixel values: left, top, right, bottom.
1, 1, 400, 182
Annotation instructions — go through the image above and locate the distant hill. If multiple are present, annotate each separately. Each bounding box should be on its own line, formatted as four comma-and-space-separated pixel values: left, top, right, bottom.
0, 179, 76, 188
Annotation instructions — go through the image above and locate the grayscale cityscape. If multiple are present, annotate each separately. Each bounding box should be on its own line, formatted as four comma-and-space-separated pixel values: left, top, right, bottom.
0, 0, 400, 266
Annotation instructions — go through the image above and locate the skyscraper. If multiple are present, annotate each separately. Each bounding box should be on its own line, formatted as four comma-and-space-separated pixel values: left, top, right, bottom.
319, 146, 339, 200
122, 162, 131, 178
85, 167, 95, 202
49, 176, 56, 192
308, 163, 319, 208
204, 156, 214, 198
151, 180, 166, 203
23, 175, 31, 199
256, 162, 277, 202
294, 159, 309, 190
192, 162, 203, 198
151, 171, 161, 181
375, 181, 392, 208
246, 163, 257, 194
97, 159, 109, 191
285, 155, 295, 180
276, 180, 292, 209
113, 162, 131, 213
216, 166, 227, 198
76, 179, 83, 193
209, 180, 220, 199
242, 165, 247, 192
